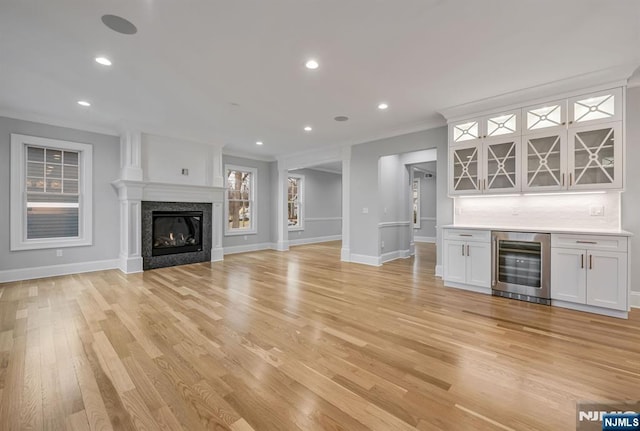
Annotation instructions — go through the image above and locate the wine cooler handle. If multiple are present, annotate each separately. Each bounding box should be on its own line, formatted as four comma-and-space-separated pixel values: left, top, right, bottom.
492, 238, 498, 287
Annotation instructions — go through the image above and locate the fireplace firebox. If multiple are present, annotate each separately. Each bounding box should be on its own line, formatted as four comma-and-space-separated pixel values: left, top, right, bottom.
152, 211, 203, 256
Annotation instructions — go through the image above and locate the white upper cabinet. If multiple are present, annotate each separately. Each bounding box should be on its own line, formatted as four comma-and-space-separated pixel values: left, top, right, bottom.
567, 122, 622, 190
521, 130, 567, 192
484, 137, 521, 193
523, 100, 567, 134
450, 143, 483, 195
483, 110, 520, 139
568, 88, 622, 126
448, 86, 625, 195
450, 120, 481, 145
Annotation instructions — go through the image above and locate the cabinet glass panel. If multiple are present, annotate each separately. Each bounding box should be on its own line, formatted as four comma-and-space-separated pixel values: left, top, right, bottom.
486, 141, 517, 190
452, 146, 480, 192
497, 240, 541, 287
487, 113, 517, 137
573, 126, 616, 186
452, 121, 479, 142
573, 93, 615, 123
524, 135, 562, 188
526, 104, 562, 131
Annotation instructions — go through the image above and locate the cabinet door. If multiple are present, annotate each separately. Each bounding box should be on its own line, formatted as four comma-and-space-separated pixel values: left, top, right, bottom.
484, 138, 520, 193
449, 143, 482, 195
443, 240, 466, 283
450, 119, 481, 145
567, 122, 622, 190
483, 110, 520, 139
550, 248, 586, 303
523, 100, 567, 134
586, 251, 627, 311
466, 242, 491, 287
521, 131, 567, 192
569, 88, 622, 126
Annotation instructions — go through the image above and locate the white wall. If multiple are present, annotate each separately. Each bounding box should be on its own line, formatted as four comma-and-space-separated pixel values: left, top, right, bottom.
142, 133, 216, 185
349, 126, 451, 266
288, 168, 341, 244
0, 117, 120, 278
623, 86, 640, 304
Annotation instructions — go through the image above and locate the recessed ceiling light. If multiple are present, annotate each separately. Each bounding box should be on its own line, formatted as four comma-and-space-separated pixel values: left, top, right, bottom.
305, 59, 319, 70
378, 103, 389, 110
95, 57, 112, 66
77, 100, 91, 107
304, 126, 312, 132
334, 116, 349, 122
256, 141, 263, 146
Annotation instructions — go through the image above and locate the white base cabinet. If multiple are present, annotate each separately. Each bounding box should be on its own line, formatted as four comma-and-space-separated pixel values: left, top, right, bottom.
550, 234, 628, 313
443, 229, 491, 291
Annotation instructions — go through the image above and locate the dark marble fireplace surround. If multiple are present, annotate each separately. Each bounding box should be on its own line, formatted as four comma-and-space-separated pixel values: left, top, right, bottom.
141, 201, 212, 270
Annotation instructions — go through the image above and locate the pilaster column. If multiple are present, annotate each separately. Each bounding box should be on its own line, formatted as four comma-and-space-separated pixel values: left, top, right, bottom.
112, 181, 144, 273
120, 131, 143, 181
210, 145, 225, 261
275, 163, 289, 251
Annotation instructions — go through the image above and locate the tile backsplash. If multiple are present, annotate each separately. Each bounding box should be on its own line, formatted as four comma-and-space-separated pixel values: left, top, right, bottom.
454, 192, 620, 230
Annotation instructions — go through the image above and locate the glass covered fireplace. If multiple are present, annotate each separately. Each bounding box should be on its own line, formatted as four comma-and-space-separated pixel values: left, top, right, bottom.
152, 211, 203, 256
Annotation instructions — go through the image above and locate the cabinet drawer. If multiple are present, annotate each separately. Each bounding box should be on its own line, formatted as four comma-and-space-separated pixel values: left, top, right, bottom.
444, 229, 490, 242
551, 234, 627, 252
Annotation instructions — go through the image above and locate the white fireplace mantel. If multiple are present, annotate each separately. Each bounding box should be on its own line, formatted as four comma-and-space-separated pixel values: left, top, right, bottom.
112, 179, 226, 274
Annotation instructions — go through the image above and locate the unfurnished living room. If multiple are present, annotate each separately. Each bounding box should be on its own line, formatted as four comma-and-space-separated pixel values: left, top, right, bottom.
1, 2, 640, 430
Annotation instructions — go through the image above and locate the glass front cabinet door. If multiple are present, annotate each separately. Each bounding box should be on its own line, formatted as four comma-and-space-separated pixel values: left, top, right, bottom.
482, 111, 520, 139
567, 122, 622, 190
483, 138, 521, 193
568, 88, 622, 126
521, 131, 567, 192
450, 143, 482, 195
450, 119, 481, 144
523, 100, 566, 134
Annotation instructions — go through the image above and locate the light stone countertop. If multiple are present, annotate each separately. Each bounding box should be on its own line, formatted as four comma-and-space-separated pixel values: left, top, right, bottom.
441, 224, 633, 237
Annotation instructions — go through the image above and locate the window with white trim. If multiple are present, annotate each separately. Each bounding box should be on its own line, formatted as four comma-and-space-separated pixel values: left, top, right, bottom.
225, 165, 256, 235
412, 178, 421, 229
10, 134, 93, 250
288, 174, 304, 230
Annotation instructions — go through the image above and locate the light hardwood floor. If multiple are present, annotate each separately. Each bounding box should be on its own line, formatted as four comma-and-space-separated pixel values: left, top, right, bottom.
0, 242, 638, 430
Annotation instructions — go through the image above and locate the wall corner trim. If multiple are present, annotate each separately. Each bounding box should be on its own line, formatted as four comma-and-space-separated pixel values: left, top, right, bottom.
630, 292, 640, 309
349, 254, 381, 267
435, 265, 443, 278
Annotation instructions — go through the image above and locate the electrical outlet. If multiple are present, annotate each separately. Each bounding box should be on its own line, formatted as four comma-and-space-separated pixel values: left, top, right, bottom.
362, 207, 369, 214
243, 235, 247, 240
381, 241, 385, 249
181, 168, 189, 176
589, 206, 604, 216
512, 207, 520, 216
384, 207, 387, 214
298, 231, 301, 236
56, 249, 63, 257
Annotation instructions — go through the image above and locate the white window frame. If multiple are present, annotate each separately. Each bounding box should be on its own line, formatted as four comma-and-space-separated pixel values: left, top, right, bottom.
10, 134, 93, 251
287, 174, 305, 231
224, 164, 257, 236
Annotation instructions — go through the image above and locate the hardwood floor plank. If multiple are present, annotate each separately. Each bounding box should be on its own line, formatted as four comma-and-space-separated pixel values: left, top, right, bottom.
0, 242, 638, 430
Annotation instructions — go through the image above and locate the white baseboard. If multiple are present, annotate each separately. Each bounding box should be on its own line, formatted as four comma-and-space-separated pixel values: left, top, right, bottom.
223, 242, 276, 255
274, 241, 290, 252
630, 291, 640, 309
414, 236, 436, 243
119, 255, 143, 274
444, 281, 491, 295
211, 247, 224, 262
349, 254, 380, 266
552, 299, 628, 319
289, 235, 341, 246
435, 265, 443, 278
340, 247, 350, 262
380, 249, 411, 264
0, 259, 120, 283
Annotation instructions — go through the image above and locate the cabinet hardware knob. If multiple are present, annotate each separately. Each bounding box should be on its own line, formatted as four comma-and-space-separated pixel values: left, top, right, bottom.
581, 254, 584, 269
562, 173, 565, 186
467, 245, 470, 256
589, 254, 593, 270
569, 120, 573, 124
462, 244, 465, 256
562, 121, 566, 126
576, 240, 597, 244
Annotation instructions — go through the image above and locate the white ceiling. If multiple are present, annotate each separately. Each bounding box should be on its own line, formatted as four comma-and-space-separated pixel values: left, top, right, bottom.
1, 1, 639, 158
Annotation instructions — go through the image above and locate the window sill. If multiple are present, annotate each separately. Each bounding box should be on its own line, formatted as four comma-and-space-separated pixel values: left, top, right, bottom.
288, 227, 304, 232
11, 237, 92, 251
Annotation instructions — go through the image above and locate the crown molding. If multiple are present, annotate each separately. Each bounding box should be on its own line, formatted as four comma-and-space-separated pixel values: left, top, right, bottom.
222, 149, 276, 162
438, 63, 640, 122
0, 109, 120, 136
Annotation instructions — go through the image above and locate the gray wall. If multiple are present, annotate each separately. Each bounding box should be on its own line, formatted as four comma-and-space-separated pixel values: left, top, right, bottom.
623, 86, 640, 297
378, 155, 410, 255
222, 155, 274, 249
350, 126, 452, 266
0, 116, 120, 270
288, 168, 341, 242
414, 161, 437, 240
